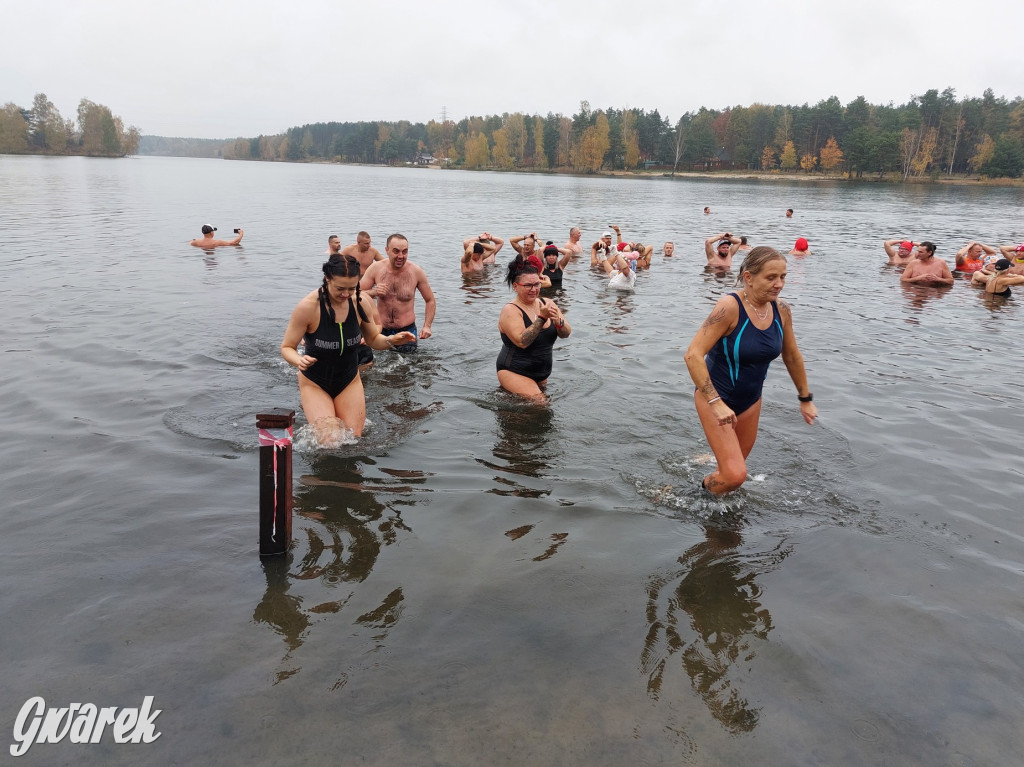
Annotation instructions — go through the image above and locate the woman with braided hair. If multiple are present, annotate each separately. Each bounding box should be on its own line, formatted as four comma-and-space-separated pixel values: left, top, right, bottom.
281, 254, 416, 440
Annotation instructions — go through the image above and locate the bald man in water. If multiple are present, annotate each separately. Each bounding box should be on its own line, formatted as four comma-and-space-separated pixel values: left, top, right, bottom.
341, 231, 385, 275
562, 227, 584, 259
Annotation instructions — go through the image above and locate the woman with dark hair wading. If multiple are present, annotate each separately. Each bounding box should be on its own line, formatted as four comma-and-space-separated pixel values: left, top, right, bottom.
281, 254, 416, 442
496, 254, 572, 402
684, 246, 818, 496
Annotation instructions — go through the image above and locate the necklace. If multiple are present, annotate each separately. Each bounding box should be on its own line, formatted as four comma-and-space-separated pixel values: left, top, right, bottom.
743, 291, 769, 321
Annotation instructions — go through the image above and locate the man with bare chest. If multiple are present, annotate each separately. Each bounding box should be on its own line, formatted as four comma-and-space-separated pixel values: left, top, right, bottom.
883, 238, 916, 266
562, 227, 583, 259
360, 233, 436, 352
341, 231, 385, 274
900, 241, 954, 286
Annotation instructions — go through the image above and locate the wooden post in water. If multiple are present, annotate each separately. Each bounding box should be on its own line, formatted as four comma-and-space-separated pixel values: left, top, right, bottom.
257, 409, 295, 557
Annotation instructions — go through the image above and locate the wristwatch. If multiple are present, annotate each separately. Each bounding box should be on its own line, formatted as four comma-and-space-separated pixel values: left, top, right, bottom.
798, 393, 813, 402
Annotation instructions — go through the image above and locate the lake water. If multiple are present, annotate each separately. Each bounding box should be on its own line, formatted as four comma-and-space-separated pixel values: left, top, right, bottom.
2, 155, 1023, 766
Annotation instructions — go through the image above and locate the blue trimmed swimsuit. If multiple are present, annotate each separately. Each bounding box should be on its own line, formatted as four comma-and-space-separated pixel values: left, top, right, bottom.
705, 293, 784, 415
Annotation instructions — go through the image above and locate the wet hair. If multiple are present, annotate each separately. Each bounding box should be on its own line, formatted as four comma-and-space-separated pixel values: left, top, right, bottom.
735, 246, 785, 285
328, 234, 339, 243
320, 254, 369, 324
918, 241, 936, 255
472, 242, 484, 254
386, 233, 408, 249
740, 236, 748, 245
505, 254, 541, 288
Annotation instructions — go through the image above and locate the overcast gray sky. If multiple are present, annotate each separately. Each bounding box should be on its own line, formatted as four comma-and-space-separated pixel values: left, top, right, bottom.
3, 0, 1022, 139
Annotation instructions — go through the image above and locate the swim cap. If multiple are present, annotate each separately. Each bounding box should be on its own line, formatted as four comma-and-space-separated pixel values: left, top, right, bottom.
994, 258, 1011, 271
795, 237, 808, 251
617, 242, 629, 251
1015, 244, 1024, 252
900, 241, 914, 251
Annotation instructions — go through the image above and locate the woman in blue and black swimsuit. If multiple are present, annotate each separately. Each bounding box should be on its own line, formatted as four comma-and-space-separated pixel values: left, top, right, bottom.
684, 246, 818, 496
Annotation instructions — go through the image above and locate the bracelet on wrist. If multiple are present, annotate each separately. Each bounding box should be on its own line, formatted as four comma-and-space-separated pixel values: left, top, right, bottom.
706, 396, 721, 405
798, 392, 813, 402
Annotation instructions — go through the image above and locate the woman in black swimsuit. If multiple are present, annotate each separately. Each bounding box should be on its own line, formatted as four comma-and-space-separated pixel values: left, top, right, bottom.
541, 242, 571, 287
971, 258, 1024, 297
497, 255, 572, 401
281, 255, 415, 443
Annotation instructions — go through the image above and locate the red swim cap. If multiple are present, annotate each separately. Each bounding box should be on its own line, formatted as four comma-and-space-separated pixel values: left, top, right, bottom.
617, 242, 629, 251
900, 241, 914, 251
795, 237, 808, 251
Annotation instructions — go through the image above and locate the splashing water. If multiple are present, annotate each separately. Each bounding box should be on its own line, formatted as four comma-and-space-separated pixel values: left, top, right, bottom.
294, 416, 368, 451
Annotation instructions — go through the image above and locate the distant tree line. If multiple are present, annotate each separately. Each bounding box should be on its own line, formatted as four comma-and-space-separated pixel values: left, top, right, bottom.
0, 93, 140, 157
215, 88, 1024, 179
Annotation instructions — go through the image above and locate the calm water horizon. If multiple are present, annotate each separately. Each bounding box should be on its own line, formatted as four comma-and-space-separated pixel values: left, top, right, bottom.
1, 154, 1022, 766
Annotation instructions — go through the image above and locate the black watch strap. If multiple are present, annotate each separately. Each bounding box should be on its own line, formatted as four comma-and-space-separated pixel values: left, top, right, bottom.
798, 393, 813, 402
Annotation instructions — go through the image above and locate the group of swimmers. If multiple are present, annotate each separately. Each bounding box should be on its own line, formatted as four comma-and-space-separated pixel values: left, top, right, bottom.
189, 220, 1020, 496
884, 238, 1024, 296
273, 225, 817, 496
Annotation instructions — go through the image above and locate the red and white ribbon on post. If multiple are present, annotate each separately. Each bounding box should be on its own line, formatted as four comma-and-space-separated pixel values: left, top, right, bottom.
258, 426, 293, 541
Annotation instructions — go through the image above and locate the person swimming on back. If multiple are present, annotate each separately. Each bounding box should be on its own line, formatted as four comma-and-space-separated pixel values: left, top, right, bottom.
597, 249, 638, 290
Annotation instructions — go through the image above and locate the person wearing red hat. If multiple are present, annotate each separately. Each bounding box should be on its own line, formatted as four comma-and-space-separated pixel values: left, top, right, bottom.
998, 242, 1024, 275
883, 238, 917, 265
789, 237, 810, 256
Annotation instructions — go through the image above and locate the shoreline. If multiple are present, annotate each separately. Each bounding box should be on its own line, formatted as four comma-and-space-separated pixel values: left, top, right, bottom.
22, 149, 1015, 187
271, 158, 1024, 188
